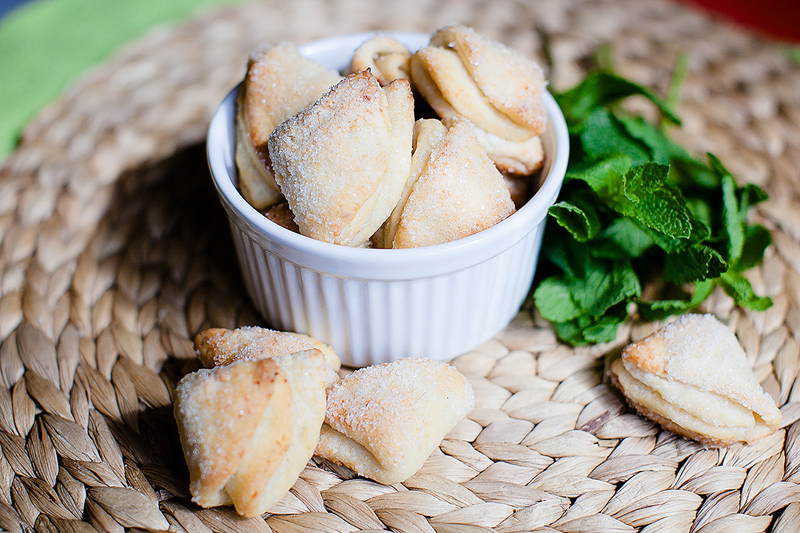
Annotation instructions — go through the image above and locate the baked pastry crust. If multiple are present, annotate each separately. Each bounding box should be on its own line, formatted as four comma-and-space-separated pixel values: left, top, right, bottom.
174, 349, 329, 516
610, 314, 782, 446
236, 43, 342, 209
268, 70, 415, 246
466, 120, 544, 176
411, 24, 547, 142
390, 117, 515, 248
316, 358, 474, 484
375, 118, 446, 248
350, 35, 412, 86
194, 326, 341, 386
411, 24, 548, 175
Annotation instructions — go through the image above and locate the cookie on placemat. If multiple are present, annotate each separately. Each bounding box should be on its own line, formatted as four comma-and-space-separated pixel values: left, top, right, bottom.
194, 325, 341, 374
316, 358, 474, 484
610, 313, 782, 446
174, 349, 329, 517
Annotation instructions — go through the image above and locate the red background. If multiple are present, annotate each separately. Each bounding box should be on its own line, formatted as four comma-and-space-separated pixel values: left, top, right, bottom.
682, 0, 800, 43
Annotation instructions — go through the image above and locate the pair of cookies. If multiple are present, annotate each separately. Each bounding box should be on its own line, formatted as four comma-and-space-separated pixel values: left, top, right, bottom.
174, 326, 474, 517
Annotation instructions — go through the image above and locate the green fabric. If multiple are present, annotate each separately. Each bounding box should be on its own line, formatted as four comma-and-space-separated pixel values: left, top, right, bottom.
0, 0, 248, 159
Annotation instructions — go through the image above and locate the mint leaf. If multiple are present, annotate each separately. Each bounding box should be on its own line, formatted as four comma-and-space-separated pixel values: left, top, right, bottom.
596, 218, 654, 259
721, 173, 744, 264
638, 279, 716, 320
581, 109, 650, 164
617, 114, 692, 164
719, 271, 773, 311
566, 154, 631, 198
738, 225, 772, 270
533, 278, 582, 322
555, 70, 680, 127
574, 259, 641, 316
549, 199, 602, 241
552, 305, 628, 345
664, 244, 727, 284
618, 163, 692, 239
534, 61, 771, 346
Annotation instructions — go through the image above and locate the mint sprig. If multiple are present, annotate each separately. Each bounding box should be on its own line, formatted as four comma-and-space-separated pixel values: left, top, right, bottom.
533, 67, 772, 345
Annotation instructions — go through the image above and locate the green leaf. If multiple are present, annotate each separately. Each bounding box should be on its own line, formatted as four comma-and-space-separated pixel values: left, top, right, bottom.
580, 109, 650, 164
551, 305, 628, 345
722, 173, 744, 264
549, 198, 602, 242
537, 62, 772, 346
664, 244, 727, 284
596, 218, 654, 259
738, 183, 768, 215
572, 259, 641, 317
719, 271, 773, 311
554, 70, 680, 127
637, 279, 715, 320
565, 154, 631, 199
618, 163, 692, 240
737, 225, 772, 271
533, 278, 583, 322
616, 114, 692, 164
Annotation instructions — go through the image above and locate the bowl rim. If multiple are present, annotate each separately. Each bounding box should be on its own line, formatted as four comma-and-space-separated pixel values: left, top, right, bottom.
207, 31, 570, 278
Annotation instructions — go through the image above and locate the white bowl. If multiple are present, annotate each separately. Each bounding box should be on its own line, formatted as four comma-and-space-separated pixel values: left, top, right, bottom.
207, 31, 569, 367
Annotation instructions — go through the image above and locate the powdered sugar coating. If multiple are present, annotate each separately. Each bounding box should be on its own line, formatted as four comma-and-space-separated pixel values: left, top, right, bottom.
393, 116, 515, 248
194, 325, 341, 372
173, 358, 292, 511
268, 71, 414, 246
236, 42, 342, 210
613, 313, 782, 445
317, 357, 474, 484
412, 24, 547, 142
174, 349, 330, 517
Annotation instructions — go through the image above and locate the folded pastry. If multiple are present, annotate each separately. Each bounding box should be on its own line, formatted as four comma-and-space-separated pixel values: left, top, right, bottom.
194, 326, 341, 383
610, 314, 782, 446
174, 349, 329, 517
411, 24, 547, 141
385, 116, 515, 248
464, 119, 545, 176
268, 70, 415, 246
236, 43, 342, 209
316, 358, 474, 485
411, 24, 548, 174
374, 118, 446, 249
350, 35, 412, 86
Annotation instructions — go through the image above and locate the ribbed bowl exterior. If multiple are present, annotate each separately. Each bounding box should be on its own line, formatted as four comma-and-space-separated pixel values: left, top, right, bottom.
226, 211, 546, 366
207, 32, 569, 367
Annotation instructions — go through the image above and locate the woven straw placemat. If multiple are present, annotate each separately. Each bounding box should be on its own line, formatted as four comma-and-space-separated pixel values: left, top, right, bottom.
1, 0, 800, 531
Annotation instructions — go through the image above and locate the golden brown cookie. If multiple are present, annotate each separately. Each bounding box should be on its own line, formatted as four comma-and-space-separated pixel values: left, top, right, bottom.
316, 358, 474, 484
390, 117, 515, 248
610, 314, 782, 446
174, 349, 329, 516
268, 70, 415, 246
411, 24, 548, 175
236, 43, 342, 209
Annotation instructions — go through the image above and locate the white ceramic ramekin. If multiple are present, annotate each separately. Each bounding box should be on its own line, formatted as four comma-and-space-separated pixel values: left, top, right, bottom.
207, 32, 569, 367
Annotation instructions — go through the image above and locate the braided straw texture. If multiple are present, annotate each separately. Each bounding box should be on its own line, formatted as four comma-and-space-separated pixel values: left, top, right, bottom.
1, 0, 800, 531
